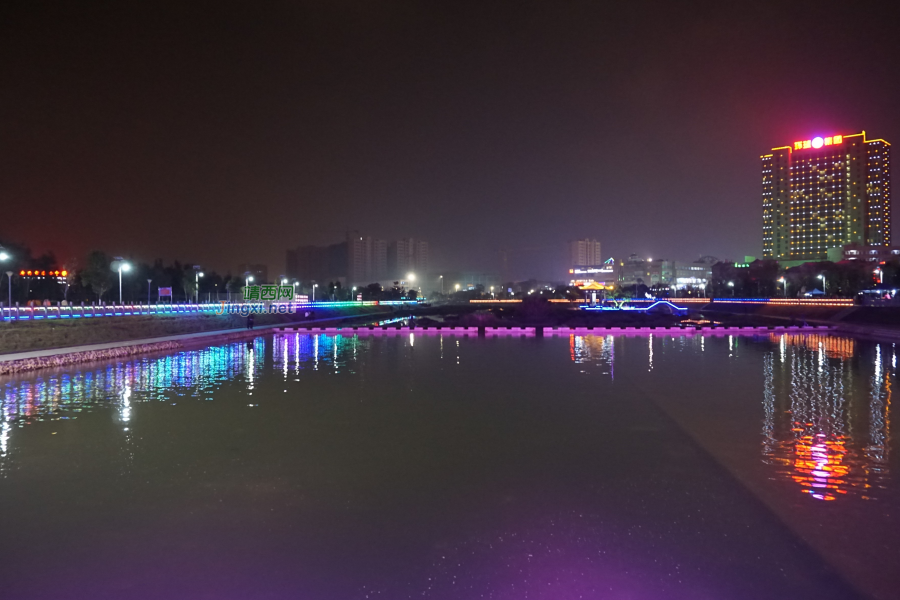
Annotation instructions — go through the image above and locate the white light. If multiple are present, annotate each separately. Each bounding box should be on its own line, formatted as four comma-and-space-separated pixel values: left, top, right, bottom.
0, 251, 9, 261
121, 263, 131, 272
407, 273, 416, 282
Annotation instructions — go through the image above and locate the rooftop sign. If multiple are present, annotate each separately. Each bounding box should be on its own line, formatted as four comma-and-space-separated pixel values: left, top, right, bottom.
793, 135, 842, 150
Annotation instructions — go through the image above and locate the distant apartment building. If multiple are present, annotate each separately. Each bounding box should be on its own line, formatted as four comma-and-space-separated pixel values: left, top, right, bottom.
347, 231, 388, 285
388, 238, 429, 280
616, 254, 712, 290
285, 243, 347, 284
762, 131, 891, 262
569, 238, 602, 266
238, 263, 269, 284
287, 233, 427, 286
842, 243, 900, 263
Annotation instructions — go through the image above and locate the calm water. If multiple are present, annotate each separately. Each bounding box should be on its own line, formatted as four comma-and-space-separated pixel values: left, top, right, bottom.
0, 332, 896, 600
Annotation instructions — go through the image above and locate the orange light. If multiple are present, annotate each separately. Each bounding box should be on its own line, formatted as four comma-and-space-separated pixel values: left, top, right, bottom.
803, 140, 811, 149
19, 270, 24, 276
27, 271, 32, 276
833, 134, 842, 144
794, 141, 803, 150
569, 269, 574, 274
61, 270, 67, 276
824, 136, 833, 145
41, 271, 46, 276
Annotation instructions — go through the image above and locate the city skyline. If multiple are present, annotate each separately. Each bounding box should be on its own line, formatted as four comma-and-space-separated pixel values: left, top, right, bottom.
1, 2, 898, 280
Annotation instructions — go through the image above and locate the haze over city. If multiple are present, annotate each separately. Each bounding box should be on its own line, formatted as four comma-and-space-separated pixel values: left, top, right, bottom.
2, 0, 898, 280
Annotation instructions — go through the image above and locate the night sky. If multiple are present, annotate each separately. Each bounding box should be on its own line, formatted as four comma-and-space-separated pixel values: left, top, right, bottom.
2, 1, 898, 280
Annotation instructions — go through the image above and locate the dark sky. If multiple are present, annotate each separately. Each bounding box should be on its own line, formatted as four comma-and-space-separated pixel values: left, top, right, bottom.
1, 0, 898, 280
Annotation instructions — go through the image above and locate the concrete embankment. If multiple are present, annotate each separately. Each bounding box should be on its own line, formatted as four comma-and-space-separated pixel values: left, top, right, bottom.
0, 306, 395, 355
0, 306, 402, 374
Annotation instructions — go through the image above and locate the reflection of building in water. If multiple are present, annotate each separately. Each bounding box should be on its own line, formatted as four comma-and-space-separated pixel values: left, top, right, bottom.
772, 333, 856, 360
762, 335, 891, 501
569, 335, 614, 379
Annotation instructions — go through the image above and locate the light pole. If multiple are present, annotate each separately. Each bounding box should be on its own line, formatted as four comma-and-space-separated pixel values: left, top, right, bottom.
194, 266, 203, 304
111, 257, 131, 304
875, 268, 883, 285
778, 277, 787, 297
439, 275, 443, 295
352, 286, 357, 301
147, 279, 152, 304
5, 271, 12, 320
312, 283, 318, 301
818, 274, 826, 295
1, 247, 10, 318
728, 281, 735, 297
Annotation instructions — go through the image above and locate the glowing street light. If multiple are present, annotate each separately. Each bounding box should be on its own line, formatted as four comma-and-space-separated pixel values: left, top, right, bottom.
193, 265, 203, 304
439, 274, 443, 294
407, 272, 416, 282
728, 281, 735, 297
818, 274, 826, 294
111, 257, 131, 304
778, 277, 787, 297
312, 283, 318, 301
455, 283, 460, 291
0, 248, 9, 262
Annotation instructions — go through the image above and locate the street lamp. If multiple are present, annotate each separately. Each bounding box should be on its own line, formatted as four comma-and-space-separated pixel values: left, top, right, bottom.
0, 248, 9, 262
818, 274, 826, 295
407, 272, 416, 283
728, 281, 735, 297
439, 275, 443, 294
875, 267, 883, 285
111, 257, 131, 304
5, 271, 12, 318
455, 283, 460, 292
193, 265, 203, 304
312, 283, 318, 301
778, 277, 787, 297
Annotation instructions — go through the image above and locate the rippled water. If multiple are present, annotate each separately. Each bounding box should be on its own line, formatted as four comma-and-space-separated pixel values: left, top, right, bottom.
0, 332, 896, 599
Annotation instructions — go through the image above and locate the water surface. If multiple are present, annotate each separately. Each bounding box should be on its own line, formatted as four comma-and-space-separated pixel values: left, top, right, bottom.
0, 332, 896, 599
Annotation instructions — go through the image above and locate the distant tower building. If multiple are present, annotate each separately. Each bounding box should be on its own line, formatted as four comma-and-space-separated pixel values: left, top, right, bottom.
388, 238, 429, 279
346, 231, 388, 285
569, 238, 602, 266
762, 131, 891, 261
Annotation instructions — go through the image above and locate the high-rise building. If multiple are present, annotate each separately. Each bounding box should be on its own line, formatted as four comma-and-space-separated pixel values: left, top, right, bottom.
569, 238, 602, 266
388, 238, 429, 280
762, 131, 891, 261
347, 231, 388, 285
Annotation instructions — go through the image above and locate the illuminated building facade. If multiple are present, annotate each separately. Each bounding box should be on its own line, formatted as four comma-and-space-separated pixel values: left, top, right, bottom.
762, 131, 891, 261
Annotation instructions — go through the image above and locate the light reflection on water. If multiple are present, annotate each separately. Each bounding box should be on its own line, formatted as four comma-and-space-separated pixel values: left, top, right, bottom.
0, 334, 371, 459
761, 334, 891, 501
1, 332, 894, 504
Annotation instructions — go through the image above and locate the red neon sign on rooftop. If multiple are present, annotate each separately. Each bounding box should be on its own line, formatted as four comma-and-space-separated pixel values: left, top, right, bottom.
793, 135, 842, 150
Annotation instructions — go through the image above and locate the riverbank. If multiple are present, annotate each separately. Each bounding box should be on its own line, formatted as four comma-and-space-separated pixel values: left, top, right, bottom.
0, 306, 395, 355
